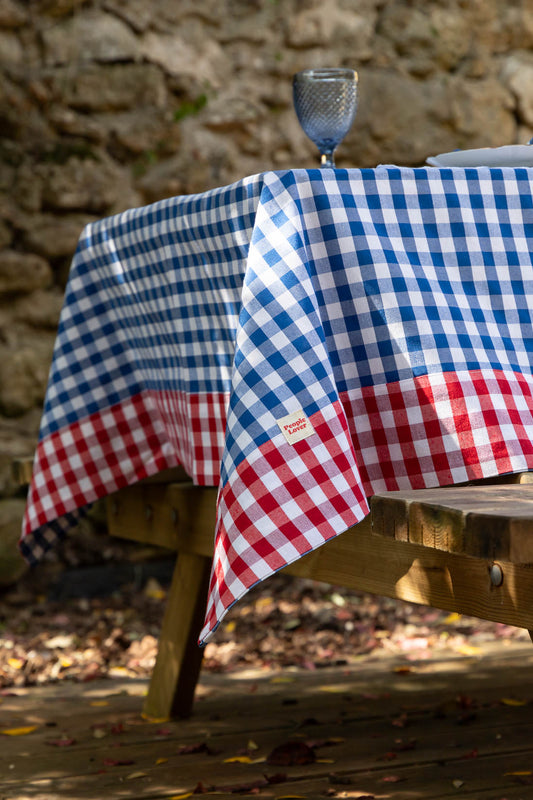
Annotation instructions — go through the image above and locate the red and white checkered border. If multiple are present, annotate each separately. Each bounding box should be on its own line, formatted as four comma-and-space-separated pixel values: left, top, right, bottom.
22, 389, 229, 540
200, 366, 533, 642
200, 399, 368, 643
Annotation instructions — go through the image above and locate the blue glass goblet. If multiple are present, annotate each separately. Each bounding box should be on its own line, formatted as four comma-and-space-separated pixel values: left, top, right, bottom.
293, 68, 358, 168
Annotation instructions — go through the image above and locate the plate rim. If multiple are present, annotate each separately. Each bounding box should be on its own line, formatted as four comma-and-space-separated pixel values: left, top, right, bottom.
426, 144, 533, 167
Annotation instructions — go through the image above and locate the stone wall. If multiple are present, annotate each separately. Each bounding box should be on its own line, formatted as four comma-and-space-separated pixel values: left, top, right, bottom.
1, 0, 533, 567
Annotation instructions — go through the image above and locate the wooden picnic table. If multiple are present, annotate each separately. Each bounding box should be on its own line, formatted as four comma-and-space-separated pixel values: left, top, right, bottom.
102, 469, 533, 720
18, 168, 533, 724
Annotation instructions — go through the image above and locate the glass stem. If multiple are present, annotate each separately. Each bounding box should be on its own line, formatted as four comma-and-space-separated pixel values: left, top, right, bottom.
320, 148, 336, 168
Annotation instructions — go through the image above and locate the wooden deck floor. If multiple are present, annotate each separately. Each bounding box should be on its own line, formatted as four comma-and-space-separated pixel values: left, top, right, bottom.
3, 640, 533, 800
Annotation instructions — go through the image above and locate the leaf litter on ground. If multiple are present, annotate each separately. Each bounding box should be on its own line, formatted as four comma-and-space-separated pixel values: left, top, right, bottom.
0, 533, 530, 689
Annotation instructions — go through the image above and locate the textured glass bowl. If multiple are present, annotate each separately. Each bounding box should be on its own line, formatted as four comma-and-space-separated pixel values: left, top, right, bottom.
293, 68, 358, 167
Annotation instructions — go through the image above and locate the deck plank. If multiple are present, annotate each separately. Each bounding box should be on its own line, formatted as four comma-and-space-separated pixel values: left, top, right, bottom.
2, 643, 533, 799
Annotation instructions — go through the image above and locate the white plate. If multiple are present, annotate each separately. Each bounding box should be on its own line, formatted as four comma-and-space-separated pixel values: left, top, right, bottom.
426, 145, 533, 168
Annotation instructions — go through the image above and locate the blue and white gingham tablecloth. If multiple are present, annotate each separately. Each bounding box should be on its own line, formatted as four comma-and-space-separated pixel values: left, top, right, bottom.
21, 167, 533, 643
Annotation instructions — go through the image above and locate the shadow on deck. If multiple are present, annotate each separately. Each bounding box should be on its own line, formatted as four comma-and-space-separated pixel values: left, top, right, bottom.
2, 640, 533, 800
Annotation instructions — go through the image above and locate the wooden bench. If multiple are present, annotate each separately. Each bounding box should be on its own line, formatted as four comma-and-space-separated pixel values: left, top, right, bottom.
105, 470, 533, 719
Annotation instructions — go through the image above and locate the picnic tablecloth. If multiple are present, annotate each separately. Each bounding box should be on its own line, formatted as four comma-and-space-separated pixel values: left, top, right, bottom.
21, 167, 533, 644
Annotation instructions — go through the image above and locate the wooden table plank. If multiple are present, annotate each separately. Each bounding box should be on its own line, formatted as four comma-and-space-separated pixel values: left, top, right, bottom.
371, 484, 533, 562
107, 482, 216, 556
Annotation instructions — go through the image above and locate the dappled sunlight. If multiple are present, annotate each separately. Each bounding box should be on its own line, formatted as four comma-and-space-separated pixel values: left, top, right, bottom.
394, 558, 453, 608
5, 644, 533, 800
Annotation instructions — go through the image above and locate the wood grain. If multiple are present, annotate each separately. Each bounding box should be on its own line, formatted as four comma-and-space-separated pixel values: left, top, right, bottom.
143, 550, 212, 720
107, 482, 216, 556
371, 484, 533, 563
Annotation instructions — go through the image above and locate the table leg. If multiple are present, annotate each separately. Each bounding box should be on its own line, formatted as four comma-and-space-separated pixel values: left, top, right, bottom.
143, 550, 212, 720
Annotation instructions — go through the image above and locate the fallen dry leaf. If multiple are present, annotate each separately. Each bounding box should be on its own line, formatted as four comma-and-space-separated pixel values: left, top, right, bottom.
192, 781, 215, 794
455, 644, 483, 656
223, 755, 253, 763
266, 741, 316, 766
443, 612, 462, 624
110, 723, 125, 734
177, 742, 217, 756
504, 771, 532, 776
144, 577, 166, 600
0, 726, 38, 736
318, 685, 348, 693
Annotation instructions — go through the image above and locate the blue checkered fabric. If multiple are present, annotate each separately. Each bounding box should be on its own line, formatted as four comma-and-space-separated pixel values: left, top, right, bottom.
219, 167, 533, 485
40, 173, 265, 440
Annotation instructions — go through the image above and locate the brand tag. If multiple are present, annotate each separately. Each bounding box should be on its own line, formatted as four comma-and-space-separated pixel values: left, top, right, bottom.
277, 409, 315, 445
